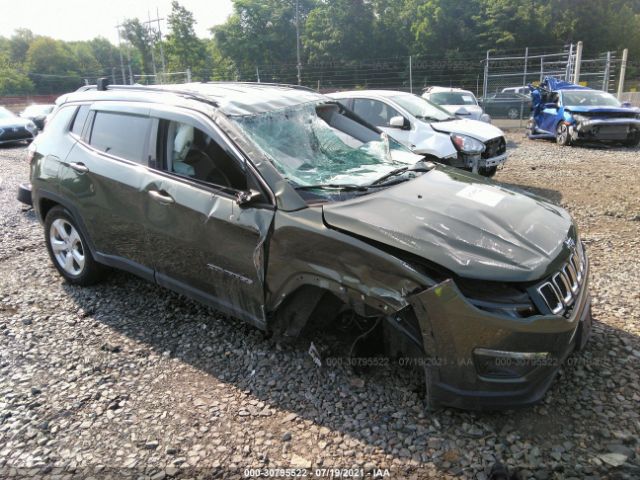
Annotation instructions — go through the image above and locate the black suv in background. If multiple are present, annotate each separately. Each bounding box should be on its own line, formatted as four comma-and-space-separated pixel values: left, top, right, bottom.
28, 82, 591, 409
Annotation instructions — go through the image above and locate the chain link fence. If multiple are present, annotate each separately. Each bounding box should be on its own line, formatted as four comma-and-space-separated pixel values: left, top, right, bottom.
2, 45, 636, 125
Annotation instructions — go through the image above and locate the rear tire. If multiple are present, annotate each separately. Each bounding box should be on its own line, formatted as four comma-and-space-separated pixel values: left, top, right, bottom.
556, 123, 571, 146
44, 206, 105, 285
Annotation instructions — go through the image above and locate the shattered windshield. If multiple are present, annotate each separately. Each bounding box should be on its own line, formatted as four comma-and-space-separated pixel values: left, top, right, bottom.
429, 92, 477, 106
562, 90, 621, 107
231, 102, 421, 188
391, 94, 454, 122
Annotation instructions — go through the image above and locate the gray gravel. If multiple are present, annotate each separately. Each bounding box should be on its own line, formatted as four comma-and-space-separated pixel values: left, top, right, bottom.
1, 133, 639, 480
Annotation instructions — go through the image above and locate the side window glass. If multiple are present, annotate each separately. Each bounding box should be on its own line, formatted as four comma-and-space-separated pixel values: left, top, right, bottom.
44, 106, 76, 135
163, 120, 246, 191
352, 99, 399, 127
89, 112, 150, 164
70, 105, 90, 137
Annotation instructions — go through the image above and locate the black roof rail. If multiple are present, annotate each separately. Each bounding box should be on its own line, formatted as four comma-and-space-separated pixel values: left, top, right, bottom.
78, 83, 220, 108
198, 81, 318, 93
77, 81, 319, 107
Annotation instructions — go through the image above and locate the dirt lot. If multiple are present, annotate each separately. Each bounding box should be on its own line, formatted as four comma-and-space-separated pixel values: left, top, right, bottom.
1, 133, 639, 480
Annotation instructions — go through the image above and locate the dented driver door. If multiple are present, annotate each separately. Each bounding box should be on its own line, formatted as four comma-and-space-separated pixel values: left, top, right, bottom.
143, 112, 274, 329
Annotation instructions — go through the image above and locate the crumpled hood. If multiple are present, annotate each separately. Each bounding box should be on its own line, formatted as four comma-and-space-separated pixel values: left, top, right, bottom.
323, 168, 573, 282
0, 117, 33, 129
430, 118, 503, 142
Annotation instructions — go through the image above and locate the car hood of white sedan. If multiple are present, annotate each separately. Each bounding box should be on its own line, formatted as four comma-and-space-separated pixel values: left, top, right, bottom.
430, 118, 503, 142
440, 104, 484, 118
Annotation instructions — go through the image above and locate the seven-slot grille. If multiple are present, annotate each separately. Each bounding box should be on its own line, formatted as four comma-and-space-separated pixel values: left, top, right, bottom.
482, 136, 506, 159
536, 243, 586, 315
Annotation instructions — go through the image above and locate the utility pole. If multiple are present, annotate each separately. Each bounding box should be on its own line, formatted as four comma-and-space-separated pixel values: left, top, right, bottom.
574, 41, 583, 84
143, 8, 167, 80
617, 48, 628, 99
409, 55, 413, 94
295, 0, 301, 85
145, 10, 158, 81
603, 51, 611, 92
115, 23, 126, 84
519, 47, 529, 126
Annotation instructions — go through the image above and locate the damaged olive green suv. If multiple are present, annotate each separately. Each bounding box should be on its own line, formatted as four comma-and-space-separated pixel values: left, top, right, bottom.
30, 82, 591, 409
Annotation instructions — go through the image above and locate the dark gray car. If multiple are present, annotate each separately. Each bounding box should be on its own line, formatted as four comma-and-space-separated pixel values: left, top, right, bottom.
28, 82, 591, 409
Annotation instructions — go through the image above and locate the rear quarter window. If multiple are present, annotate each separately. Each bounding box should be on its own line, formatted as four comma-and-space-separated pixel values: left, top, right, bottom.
70, 105, 91, 137
89, 111, 150, 164
44, 106, 77, 135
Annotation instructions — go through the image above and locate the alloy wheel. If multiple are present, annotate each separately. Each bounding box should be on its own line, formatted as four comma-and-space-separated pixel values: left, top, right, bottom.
49, 218, 85, 276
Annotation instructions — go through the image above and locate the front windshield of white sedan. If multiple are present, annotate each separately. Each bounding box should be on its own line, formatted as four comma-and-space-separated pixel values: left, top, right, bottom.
562, 90, 621, 107
232, 103, 421, 187
391, 94, 454, 122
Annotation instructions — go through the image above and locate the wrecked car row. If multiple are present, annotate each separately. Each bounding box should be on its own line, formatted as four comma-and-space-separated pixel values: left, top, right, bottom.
24, 81, 591, 409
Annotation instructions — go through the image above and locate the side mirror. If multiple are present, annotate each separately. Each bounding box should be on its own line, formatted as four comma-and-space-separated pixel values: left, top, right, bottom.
389, 115, 410, 129
543, 102, 558, 109
236, 189, 263, 207
621, 101, 632, 108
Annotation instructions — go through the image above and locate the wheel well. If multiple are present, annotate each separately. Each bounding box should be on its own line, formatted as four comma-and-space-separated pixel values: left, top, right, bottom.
39, 198, 59, 221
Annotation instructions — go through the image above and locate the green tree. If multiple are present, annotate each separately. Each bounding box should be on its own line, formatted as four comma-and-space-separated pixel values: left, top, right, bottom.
25, 37, 81, 93
8, 29, 35, 65
303, 0, 376, 63
213, 0, 316, 68
120, 18, 155, 76
165, 1, 207, 78
0, 55, 34, 95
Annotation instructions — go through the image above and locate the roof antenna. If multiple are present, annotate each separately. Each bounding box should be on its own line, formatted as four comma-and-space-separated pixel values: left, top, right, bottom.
97, 77, 110, 91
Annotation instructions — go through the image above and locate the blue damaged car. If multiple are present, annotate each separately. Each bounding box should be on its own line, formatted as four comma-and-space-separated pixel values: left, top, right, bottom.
527, 77, 640, 147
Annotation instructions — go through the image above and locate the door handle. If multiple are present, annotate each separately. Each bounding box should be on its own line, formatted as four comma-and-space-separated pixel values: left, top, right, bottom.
148, 190, 175, 205
70, 162, 89, 173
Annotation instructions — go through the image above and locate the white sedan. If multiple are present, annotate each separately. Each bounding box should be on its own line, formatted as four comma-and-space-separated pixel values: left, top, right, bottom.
328, 90, 507, 177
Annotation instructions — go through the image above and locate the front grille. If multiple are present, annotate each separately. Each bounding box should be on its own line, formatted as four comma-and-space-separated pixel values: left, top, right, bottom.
577, 111, 637, 119
482, 136, 506, 159
535, 243, 586, 315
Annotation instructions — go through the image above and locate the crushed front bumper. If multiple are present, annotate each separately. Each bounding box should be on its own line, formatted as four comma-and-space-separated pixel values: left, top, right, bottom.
571, 118, 640, 141
455, 152, 508, 173
408, 259, 591, 410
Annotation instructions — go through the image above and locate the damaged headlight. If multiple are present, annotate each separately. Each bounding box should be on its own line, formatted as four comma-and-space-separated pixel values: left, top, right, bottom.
570, 114, 587, 123
450, 133, 485, 154
456, 279, 537, 318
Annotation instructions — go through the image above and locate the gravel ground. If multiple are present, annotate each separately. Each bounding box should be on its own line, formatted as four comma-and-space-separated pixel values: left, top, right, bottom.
1, 133, 639, 480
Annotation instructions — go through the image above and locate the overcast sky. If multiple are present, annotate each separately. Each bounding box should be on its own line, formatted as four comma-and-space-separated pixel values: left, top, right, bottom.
0, 0, 234, 43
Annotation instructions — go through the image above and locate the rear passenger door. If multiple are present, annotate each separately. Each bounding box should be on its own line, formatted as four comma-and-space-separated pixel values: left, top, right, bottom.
143, 108, 274, 328
58, 103, 155, 280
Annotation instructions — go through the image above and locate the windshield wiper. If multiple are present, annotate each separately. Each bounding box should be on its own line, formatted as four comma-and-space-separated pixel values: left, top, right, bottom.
293, 183, 369, 192
368, 162, 435, 187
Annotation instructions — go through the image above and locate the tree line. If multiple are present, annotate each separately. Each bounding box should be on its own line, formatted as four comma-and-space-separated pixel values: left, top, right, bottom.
2, 0, 639, 95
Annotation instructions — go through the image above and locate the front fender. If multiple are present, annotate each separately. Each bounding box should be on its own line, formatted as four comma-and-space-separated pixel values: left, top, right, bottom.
265, 207, 434, 317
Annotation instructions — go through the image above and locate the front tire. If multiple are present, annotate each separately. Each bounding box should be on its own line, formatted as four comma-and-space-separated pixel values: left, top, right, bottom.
44, 206, 105, 285
479, 166, 497, 177
556, 123, 571, 146
624, 132, 640, 147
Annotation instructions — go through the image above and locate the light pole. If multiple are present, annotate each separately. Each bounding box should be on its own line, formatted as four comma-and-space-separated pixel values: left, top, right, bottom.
295, 0, 301, 85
